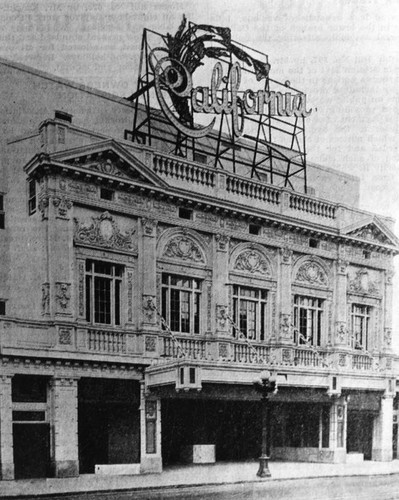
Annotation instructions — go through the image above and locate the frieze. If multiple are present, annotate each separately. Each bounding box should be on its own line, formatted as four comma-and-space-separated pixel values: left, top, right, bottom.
234, 249, 271, 275
65, 180, 97, 198
153, 200, 176, 214
118, 192, 148, 208
295, 260, 328, 286
163, 235, 205, 263
222, 218, 248, 232
55, 282, 71, 314
74, 212, 136, 252
348, 268, 379, 296
196, 212, 219, 225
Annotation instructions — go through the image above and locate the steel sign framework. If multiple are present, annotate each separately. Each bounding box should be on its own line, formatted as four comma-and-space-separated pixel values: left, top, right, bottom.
127, 16, 309, 192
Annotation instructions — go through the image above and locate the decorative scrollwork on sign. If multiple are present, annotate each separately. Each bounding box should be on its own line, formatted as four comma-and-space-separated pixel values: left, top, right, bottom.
163, 235, 205, 263
74, 212, 136, 251
295, 260, 327, 286
234, 250, 271, 275
349, 268, 379, 295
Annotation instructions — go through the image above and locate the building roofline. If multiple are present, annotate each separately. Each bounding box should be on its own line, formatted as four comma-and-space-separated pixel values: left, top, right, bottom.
0, 56, 134, 108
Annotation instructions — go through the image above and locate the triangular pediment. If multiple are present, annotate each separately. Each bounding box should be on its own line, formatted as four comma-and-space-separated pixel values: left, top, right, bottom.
49, 139, 168, 188
341, 216, 399, 247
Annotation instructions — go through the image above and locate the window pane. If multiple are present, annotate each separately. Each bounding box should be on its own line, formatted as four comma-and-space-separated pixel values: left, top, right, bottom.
170, 289, 180, 332
180, 291, 190, 333
85, 275, 91, 322
194, 293, 200, 334
94, 276, 111, 324
114, 280, 121, 326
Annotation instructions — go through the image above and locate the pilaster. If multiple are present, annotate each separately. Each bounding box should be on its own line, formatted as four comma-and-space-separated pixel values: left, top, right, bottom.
372, 395, 393, 461
334, 256, 348, 348
0, 375, 14, 480
213, 234, 230, 337
49, 377, 79, 477
278, 247, 293, 344
140, 218, 158, 331
140, 382, 162, 473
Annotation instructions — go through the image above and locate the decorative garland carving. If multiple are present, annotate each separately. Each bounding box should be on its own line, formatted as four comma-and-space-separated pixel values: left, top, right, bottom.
295, 260, 327, 286
348, 268, 379, 295
234, 249, 271, 275
163, 235, 205, 263
74, 212, 135, 251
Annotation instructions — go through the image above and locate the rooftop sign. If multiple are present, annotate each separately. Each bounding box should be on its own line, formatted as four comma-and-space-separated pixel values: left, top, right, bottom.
149, 17, 311, 139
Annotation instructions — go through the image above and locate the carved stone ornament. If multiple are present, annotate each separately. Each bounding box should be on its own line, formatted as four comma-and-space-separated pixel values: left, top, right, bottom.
336, 322, 347, 343
280, 313, 292, 339
349, 268, 379, 295
38, 196, 50, 220
142, 295, 156, 323
52, 195, 73, 218
163, 235, 205, 263
234, 249, 271, 276
338, 354, 346, 367
215, 234, 230, 252
337, 259, 348, 276
145, 336, 157, 352
386, 268, 395, 285
348, 224, 390, 245
216, 305, 228, 329
218, 343, 229, 359
142, 217, 157, 236
55, 282, 71, 314
281, 247, 293, 264
295, 260, 328, 286
59, 328, 72, 345
384, 328, 392, 347
74, 212, 135, 251
41, 283, 50, 315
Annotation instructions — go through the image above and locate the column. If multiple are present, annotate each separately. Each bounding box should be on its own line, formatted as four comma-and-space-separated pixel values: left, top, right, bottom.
0, 375, 14, 480
213, 234, 230, 337
383, 267, 394, 351
334, 256, 348, 348
140, 382, 162, 473
372, 395, 393, 461
50, 378, 79, 477
328, 396, 347, 463
278, 247, 293, 344
140, 218, 158, 332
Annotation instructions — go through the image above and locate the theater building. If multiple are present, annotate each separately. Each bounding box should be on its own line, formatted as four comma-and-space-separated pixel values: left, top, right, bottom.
0, 20, 398, 481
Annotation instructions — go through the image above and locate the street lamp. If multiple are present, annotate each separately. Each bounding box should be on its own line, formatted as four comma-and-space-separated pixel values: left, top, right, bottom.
253, 370, 277, 478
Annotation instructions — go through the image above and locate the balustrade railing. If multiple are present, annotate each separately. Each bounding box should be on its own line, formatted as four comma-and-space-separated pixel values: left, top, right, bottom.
294, 348, 328, 368
352, 353, 373, 370
233, 343, 270, 364
226, 176, 281, 204
87, 329, 126, 353
163, 336, 206, 360
289, 193, 336, 219
153, 153, 215, 187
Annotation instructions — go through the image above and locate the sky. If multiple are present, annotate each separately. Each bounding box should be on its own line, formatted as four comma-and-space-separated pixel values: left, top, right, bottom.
1, 0, 399, 337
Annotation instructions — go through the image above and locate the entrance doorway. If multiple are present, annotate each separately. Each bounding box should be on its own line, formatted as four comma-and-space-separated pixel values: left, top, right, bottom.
162, 399, 261, 465
13, 423, 50, 479
78, 378, 141, 473
347, 411, 374, 460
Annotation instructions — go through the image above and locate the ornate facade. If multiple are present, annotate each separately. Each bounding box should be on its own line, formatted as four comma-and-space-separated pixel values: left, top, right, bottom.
0, 58, 398, 480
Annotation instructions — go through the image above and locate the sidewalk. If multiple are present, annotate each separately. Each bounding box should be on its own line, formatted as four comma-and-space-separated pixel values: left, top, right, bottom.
2, 460, 399, 498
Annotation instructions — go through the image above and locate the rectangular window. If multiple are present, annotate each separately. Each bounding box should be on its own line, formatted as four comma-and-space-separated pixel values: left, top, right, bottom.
0, 300, 5, 315
294, 295, 323, 347
28, 180, 36, 215
0, 194, 4, 228
85, 260, 123, 326
161, 274, 201, 334
232, 285, 267, 341
351, 304, 371, 350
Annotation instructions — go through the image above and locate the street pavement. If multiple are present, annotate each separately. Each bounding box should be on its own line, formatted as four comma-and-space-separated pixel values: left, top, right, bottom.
2, 460, 399, 499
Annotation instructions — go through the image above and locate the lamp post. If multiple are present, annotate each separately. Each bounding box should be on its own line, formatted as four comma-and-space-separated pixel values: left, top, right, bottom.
253, 370, 277, 478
